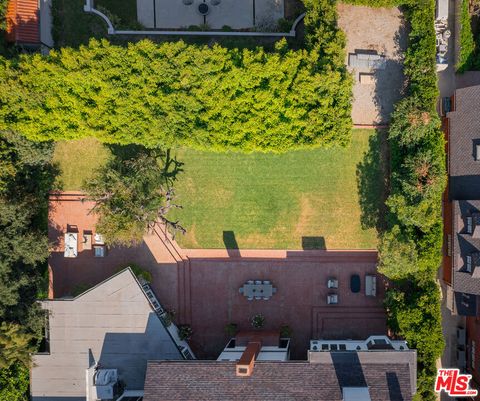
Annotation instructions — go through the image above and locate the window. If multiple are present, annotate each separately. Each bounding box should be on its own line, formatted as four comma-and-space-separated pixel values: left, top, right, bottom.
94, 246, 105, 258
466, 255, 472, 273
467, 217, 473, 234
472, 341, 476, 370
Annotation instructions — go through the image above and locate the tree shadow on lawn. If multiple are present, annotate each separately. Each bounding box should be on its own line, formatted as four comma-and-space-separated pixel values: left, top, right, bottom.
356, 129, 389, 234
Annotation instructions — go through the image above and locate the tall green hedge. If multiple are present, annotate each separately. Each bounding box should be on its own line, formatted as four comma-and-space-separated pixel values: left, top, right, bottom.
457, 0, 479, 72
342, 0, 446, 399
0, 4, 352, 153
373, 1, 446, 400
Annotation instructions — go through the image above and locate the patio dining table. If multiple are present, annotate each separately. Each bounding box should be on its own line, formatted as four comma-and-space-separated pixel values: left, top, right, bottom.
242, 282, 273, 299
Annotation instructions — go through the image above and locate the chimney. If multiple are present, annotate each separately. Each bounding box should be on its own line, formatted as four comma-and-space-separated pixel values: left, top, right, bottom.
236, 341, 261, 377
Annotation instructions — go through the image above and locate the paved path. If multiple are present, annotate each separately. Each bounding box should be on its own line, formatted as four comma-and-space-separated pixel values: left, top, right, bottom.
438, 0, 457, 99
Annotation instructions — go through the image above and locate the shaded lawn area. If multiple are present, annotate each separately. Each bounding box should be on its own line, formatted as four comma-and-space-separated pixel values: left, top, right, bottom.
53, 138, 111, 190
171, 129, 386, 250
52, 0, 108, 48
95, 0, 138, 27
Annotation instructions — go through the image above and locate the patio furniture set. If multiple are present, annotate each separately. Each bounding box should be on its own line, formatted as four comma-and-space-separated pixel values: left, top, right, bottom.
64, 230, 106, 258
326, 274, 377, 305
239, 280, 277, 301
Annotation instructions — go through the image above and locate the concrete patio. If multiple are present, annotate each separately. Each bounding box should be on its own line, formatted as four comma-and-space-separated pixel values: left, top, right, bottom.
137, 0, 284, 30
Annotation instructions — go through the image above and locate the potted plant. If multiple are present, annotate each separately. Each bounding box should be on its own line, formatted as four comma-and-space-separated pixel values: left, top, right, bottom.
178, 324, 193, 341
280, 325, 292, 338
225, 323, 238, 337
251, 314, 265, 329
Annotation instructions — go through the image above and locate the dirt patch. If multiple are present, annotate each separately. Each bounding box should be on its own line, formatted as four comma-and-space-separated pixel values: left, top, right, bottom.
337, 3, 407, 124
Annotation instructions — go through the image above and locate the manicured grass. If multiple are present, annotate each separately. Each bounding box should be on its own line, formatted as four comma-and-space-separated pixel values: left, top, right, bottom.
53, 138, 111, 190
170, 129, 385, 250
53, 130, 385, 249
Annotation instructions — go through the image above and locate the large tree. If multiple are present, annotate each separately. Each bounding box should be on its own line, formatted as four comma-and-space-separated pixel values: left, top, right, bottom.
84, 147, 183, 246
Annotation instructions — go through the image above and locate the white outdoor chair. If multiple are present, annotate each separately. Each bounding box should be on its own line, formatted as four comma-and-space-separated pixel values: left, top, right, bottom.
263, 280, 271, 285
255, 280, 262, 285
327, 278, 338, 289
247, 296, 253, 301
263, 297, 269, 300
327, 294, 338, 305
255, 296, 261, 300
247, 280, 254, 284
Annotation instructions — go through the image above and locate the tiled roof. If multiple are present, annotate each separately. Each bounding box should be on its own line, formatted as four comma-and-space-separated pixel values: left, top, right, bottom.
447, 85, 480, 200
6, 0, 40, 44
143, 356, 414, 401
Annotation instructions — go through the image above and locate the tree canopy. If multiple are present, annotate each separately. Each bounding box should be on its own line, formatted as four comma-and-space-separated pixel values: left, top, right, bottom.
84, 146, 183, 246
0, 37, 352, 153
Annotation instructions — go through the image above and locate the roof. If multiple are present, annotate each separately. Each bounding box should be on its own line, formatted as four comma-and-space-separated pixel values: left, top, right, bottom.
143, 351, 417, 401
447, 85, 480, 200
6, 0, 40, 44
31, 268, 182, 401
452, 200, 480, 296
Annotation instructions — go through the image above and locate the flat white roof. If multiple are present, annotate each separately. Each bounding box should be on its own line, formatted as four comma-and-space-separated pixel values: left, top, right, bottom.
31, 269, 182, 400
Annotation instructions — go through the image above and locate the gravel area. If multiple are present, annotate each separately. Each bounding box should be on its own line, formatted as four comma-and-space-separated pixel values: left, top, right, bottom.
337, 3, 407, 125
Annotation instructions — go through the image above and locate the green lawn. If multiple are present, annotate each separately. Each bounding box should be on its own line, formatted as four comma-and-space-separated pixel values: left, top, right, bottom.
52, 130, 385, 249
53, 138, 111, 190
170, 129, 385, 250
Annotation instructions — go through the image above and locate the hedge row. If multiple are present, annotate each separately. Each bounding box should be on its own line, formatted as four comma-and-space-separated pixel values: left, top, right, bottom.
0, 0, 352, 153
343, 0, 447, 399
457, 0, 480, 72
374, 0, 446, 399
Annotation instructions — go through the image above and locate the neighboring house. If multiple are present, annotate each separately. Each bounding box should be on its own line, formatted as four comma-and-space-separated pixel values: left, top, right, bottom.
5, 0, 40, 46
142, 335, 416, 401
30, 268, 188, 401
443, 84, 480, 384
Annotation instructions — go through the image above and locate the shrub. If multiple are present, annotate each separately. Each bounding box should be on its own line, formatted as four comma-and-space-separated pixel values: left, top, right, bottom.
251, 314, 265, 329
0, 38, 352, 152
457, 0, 477, 72
162, 310, 175, 327
177, 324, 193, 341
126, 263, 152, 283
225, 323, 238, 337
280, 325, 293, 338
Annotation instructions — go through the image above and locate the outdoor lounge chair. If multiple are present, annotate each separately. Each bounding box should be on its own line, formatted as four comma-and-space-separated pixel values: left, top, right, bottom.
327, 278, 338, 289
247, 296, 253, 301
254, 296, 261, 300
327, 294, 338, 305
